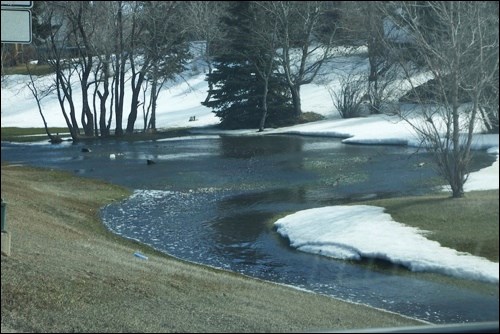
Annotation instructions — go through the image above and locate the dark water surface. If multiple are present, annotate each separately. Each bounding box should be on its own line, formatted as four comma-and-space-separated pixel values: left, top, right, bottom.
2, 134, 498, 324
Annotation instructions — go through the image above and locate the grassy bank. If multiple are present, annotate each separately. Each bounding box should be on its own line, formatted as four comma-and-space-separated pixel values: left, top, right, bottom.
1, 163, 426, 333
1, 127, 69, 143
1, 126, 203, 144
356, 192, 499, 294
366, 192, 499, 262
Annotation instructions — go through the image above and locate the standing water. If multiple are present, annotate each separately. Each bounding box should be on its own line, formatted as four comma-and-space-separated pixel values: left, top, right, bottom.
2, 134, 498, 323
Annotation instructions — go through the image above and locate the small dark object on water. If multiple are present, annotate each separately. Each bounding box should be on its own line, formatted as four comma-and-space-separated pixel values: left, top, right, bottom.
147, 159, 156, 165
50, 135, 63, 144
82, 147, 91, 153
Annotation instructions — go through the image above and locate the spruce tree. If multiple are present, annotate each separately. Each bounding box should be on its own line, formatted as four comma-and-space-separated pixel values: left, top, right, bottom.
202, 1, 293, 129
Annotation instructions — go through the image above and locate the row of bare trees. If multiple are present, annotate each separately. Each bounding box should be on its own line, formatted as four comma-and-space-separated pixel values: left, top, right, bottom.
6, 1, 194, 141
3, 1, 354, 136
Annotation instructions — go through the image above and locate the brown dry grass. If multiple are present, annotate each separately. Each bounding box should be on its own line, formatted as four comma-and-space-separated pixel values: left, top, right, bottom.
367, 191, 499, 262
1, 163, 424, 333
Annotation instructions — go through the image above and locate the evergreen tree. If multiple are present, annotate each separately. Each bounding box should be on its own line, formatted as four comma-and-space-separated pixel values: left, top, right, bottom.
202, 1, 293, 129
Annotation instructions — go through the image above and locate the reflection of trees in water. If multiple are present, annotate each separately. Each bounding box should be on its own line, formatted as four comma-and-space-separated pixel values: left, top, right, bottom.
212, 187, 309, 246
218, 187, 308, 211
210, 211, 287, 266
218, 135, 307, 178
218, 135, 304, 158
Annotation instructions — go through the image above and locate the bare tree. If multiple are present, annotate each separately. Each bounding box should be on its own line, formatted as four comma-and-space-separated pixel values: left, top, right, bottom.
364, 1, 399, 114
34, 1, 102, 140
341, 1, 405, 115
25, 65, 62, 143
113, 0, 126, 136
143, 2, 190, 132
90, 2, 114, 137
182, 1, 229, 104
272, 1, 341, 119
122, 1, 190, 134
40, 2, 81, 141
238, 3, 283, 132
328, 70, 366, 119
60, 1, 97, 137
385, 1, 499, 198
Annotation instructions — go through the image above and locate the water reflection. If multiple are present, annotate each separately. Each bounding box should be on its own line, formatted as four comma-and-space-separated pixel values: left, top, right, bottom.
219, 134, 304, 158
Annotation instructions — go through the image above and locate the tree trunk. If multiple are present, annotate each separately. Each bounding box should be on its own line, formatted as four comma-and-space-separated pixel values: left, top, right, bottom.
290, 84, 301, 119
204, 63, 214, 104
80, 65, 94, 136
258, 79, 269, 132
98, 88, 110, 137
149, 80, 158, 131
114, 2, 125, 136
126, 71, 146, 134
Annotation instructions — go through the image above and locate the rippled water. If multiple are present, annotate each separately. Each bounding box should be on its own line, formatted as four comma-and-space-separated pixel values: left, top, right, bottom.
2, 134, 498, 324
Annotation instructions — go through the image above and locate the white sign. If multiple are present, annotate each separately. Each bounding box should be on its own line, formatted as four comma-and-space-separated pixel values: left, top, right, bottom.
1, 1, 32, 8
1, 8, 32, 43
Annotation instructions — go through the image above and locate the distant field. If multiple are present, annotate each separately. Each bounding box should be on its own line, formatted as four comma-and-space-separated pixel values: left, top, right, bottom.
1, 126, 199, 143
1, 127, 69, 142
2, 64, 54, 76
